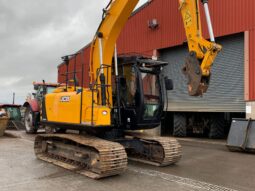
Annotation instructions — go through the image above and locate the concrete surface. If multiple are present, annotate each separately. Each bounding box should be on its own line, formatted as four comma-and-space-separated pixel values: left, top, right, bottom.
0, 131, 254, 191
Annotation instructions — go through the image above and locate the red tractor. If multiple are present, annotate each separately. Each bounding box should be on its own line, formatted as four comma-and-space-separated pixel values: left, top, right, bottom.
23, 82, 59, 133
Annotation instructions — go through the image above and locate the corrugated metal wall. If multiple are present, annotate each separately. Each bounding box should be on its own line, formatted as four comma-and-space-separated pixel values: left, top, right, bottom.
249, 29, 255, 100
160, 33, 245, 112
57, 0, 255, 100
117, 0, 255, 55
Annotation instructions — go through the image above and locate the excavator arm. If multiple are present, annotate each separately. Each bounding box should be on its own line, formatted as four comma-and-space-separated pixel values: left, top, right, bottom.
179, 0, 222, 96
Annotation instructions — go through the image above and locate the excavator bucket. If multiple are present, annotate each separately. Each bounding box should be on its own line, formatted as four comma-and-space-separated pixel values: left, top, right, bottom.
226, 118, 255, 153
182, 52, 210, 96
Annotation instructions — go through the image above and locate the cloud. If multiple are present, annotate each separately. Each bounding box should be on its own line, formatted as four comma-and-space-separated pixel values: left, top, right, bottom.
0, 77, 23, 87
0, 0, 147, 104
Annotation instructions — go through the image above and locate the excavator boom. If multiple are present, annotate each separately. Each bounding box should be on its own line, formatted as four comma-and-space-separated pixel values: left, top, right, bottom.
89, 0, 139, 107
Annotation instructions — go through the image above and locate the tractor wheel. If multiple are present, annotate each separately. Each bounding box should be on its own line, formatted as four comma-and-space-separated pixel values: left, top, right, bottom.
173, 113, 187, 137
24, 106, 37, 134
209, 114, 225, 138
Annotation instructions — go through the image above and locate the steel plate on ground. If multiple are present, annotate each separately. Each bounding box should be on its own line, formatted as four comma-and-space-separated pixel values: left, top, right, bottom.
227, 118, 255, 152
246, 121, 255, 151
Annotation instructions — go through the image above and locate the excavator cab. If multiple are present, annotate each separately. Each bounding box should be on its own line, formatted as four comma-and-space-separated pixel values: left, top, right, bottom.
113, 56, 169, 130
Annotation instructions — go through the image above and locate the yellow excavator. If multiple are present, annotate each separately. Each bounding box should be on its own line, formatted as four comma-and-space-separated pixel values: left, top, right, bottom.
34, 0, 221, 179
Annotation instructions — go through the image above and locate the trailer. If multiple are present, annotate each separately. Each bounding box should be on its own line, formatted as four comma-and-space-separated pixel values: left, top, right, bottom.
0, 104, 24, 130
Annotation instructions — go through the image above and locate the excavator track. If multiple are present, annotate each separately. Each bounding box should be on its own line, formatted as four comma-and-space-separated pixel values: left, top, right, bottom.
120, 135, 182, 166
34, 134, 127, 179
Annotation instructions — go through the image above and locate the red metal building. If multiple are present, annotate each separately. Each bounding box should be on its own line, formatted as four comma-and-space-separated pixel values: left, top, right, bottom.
58, 0, 255, 100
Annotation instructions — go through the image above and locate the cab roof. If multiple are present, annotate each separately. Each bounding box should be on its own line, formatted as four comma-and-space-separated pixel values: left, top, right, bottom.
33, 82, 60, 87
0, 104, 21, 108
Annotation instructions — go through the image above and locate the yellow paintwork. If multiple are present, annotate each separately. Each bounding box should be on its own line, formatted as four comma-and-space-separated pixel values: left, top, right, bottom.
179, 0, 222, 76
46, 87, 111, 126
45, 0, 220, 128
89, 0, 139, 107
45, 0, 140, 128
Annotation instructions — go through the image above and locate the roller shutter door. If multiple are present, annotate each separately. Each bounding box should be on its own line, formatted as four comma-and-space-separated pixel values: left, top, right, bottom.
160, 33, 245, 112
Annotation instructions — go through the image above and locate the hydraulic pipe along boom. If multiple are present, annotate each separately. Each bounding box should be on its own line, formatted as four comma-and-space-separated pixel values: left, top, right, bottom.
114, 44, 122, 126
98, 32, 107, 106
202, 0, 215, 42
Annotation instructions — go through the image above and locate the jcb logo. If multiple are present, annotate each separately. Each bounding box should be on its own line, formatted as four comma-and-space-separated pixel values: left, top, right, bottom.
60, 96, 70, 102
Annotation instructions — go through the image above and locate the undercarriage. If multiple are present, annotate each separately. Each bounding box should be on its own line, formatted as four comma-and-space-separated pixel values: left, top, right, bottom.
34, 133, 128, 179
34, 130, 182, 179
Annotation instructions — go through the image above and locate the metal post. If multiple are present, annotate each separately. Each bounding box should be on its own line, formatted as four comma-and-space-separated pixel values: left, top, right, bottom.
97, 32, 107, 106
74, 55, 77, 91
63, 56, 69, 91
114, 44, 122, 126
202, 0, 215, 42
98, 35, 104, 74
12, 93, 15, 104
42, 80, 47, 95
80, 51, 84, 124
114, 45, 119, 76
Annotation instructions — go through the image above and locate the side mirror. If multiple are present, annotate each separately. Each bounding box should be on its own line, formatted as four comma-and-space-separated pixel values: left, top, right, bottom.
165, 78, 174, 91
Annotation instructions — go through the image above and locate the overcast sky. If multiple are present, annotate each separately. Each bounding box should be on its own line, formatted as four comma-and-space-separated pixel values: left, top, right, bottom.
0, 0, 147, 104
